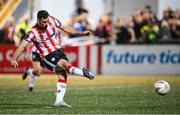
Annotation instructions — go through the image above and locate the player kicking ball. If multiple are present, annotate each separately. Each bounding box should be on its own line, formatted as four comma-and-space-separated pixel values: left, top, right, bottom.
11, 10, 94, 107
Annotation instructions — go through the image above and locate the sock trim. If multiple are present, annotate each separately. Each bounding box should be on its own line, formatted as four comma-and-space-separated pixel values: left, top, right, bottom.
58, 79, 67, 83
66, 64, 72, 72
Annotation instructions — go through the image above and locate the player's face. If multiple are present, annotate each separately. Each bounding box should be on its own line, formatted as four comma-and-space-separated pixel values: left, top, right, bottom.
37, 17, 49, 29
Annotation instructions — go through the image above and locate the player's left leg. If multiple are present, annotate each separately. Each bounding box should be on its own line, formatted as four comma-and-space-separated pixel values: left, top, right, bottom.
28, 61, 42, 91
23, 51, 43, 92
42, 48, 94, 107
22, 67, 29, 80
22, 67, 37, 91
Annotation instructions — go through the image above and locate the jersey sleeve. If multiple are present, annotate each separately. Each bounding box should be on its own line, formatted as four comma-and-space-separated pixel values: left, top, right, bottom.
23, 31, 34, 42
49, 16, 62, 28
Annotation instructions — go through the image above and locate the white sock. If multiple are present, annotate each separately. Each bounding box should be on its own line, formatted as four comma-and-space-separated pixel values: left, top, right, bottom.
68, 66, 83, 76
54, 82, 67, 104
27, 68, 36, 88
27, 68, 34, 77
28, 75, 36, 88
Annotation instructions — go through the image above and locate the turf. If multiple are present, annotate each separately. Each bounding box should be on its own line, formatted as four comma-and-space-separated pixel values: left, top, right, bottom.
0, 74, 180, 114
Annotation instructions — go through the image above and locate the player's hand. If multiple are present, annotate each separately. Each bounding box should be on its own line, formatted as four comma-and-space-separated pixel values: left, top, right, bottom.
82, 31, 92, 36
11, 60, 18, 68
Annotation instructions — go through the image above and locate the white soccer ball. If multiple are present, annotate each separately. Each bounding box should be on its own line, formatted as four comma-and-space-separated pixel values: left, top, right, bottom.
154, 80, 170, 95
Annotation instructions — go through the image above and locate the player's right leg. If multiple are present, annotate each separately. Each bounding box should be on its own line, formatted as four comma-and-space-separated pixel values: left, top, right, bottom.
56, 59, 94, 80
42, 48, 94, 107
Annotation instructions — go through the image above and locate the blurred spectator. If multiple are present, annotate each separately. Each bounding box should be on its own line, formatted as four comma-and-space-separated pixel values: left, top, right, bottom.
14, 16, 31, 46
162, 10, 170, 21
160, 19, 171, 40
2, 17, 15, 44
144, 4, 152, 13
115, 17, 130, 44
76, 0, 87, 15
127, 18, 136, 43
115, 17, 135, 44
70, 9, 92, 38
138, 6, 162, 43
160, 9, 172, 40
140, 20, 160, 43
160, 8, 180, 40
176, 18, 180, 37
141, 10, 151, 26
149, 12, 160, 25
107, 12, 114, 25
75, 0, 92, 30
167, 16, 180, 39
94, 15, 112, 44
175, 8, 180, 19
132, 10, 143, 41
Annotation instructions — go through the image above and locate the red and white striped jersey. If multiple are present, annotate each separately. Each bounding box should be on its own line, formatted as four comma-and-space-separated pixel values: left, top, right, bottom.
24, 16, 62, 57
31, 44, 39, 53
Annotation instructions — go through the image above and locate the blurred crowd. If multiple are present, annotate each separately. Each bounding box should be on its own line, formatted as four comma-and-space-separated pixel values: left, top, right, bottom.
0, 16, 30, 46
0, 4, 179, 46
115, 5, 180, 44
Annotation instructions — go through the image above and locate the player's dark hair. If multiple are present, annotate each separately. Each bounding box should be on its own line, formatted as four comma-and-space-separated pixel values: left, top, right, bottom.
37, 10, 49, 19
78, 9, 88, 15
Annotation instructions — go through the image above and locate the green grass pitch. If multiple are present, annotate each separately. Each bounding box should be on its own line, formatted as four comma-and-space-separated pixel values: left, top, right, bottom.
0, 74, 180, 114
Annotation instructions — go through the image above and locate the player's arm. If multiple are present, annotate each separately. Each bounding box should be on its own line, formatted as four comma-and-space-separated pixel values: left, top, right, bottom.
59, 25, 91, 36
11, 39, 30, 68
51, 16, 91, 36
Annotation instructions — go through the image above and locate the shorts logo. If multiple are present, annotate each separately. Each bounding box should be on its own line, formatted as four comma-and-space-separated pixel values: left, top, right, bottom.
32, 55, 36, 59
51, 57, 56, 62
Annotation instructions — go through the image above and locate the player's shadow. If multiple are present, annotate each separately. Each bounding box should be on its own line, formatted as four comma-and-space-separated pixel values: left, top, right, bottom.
0, 103, 55, 109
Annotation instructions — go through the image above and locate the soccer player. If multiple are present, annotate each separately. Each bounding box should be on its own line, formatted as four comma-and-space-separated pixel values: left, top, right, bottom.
23, 30, 61, 92
11, 10, 94, 107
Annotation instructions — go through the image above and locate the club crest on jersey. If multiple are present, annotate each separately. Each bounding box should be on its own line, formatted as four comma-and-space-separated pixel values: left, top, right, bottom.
51, 57, 56, 62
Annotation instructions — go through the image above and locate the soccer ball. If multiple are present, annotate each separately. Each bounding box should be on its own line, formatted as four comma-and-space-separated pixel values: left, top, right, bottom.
154, 80, 170, 95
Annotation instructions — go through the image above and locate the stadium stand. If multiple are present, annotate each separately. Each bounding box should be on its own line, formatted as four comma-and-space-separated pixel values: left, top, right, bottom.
0, 0, 21, 29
